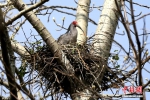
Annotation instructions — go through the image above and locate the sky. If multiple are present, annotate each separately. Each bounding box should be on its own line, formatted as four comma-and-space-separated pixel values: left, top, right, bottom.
1, 0, 150, 99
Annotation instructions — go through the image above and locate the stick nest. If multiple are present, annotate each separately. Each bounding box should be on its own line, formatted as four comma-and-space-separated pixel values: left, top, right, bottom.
30, 44, 122, 95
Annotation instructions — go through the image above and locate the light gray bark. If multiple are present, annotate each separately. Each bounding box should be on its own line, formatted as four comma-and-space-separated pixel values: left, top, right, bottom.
90, 0, 121, 85
71, 0, 96, 100
17, 89, 25, 100
92, 0, 121, 59
72, 0, 121, 100
11, 41, 30, 59
76, 0, 90, 44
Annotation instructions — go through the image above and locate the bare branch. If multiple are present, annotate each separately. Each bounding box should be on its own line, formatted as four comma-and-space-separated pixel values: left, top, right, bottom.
6, 0, 48, 25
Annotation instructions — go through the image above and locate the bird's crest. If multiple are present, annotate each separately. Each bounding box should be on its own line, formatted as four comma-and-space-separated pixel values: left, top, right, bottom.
72, 21, 77, 25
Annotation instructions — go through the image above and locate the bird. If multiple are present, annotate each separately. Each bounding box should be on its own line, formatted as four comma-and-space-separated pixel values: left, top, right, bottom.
57, 21, 84, 45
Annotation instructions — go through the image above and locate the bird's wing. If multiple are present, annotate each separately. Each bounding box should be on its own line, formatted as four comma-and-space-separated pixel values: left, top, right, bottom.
57, 33, 70, 45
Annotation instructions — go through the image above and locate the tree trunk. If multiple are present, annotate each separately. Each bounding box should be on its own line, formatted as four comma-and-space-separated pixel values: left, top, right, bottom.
71, 0, 121, 99
76, 0, 91, 45
92, 0, 121, 58
91, 0, 121, 84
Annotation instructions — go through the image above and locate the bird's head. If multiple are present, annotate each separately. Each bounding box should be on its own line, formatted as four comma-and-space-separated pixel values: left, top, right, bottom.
72, 21, 78, 26
72, 21, 84, 33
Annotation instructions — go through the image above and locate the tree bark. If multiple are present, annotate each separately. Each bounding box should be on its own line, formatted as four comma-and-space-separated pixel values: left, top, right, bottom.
92, 0, 121, 58
0, 8, 17, 100
71, 0, 121, 99
76, 0, 90, 45
91, 0, 121, 84
11, 41, 30, 59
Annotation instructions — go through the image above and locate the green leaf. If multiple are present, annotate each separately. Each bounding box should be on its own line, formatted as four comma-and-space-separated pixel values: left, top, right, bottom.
115, 65, 120, 68
112, 54, 119, 60
19, 67, 26, 77
114, 50, 118, 52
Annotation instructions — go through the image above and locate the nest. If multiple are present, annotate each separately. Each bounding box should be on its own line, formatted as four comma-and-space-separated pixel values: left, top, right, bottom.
30, 44, 122, 95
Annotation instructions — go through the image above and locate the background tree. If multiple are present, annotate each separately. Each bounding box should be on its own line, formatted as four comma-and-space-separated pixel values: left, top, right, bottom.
0, 0, 150, 100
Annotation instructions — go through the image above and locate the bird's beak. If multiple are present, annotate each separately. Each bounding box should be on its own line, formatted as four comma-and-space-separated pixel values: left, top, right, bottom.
76, 24, 84, 33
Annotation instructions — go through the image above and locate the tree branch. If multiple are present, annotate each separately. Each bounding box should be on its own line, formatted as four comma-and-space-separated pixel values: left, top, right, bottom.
11, 0, 74, 74
0, 8, 17, 100
6, 0, 49, 25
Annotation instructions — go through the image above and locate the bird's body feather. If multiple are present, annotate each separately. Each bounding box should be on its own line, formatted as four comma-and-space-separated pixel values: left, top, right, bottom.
58, 23, 77, 45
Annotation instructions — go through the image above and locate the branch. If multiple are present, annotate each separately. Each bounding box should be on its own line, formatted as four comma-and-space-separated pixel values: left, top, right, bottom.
0, 78, 9, 88
130, 0, 142, 86
11, 41, 30, 59
142, 56, 150, 65
12, 0, 74, 74
0, 8, 17, 100
117, 0, 137, 58
38, 7, 98, 25
125, 0, 150, 8
6, 0, 49, 25
143, 80, 150, 89
15, 67, 34, 100
129, 13, 150, 25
